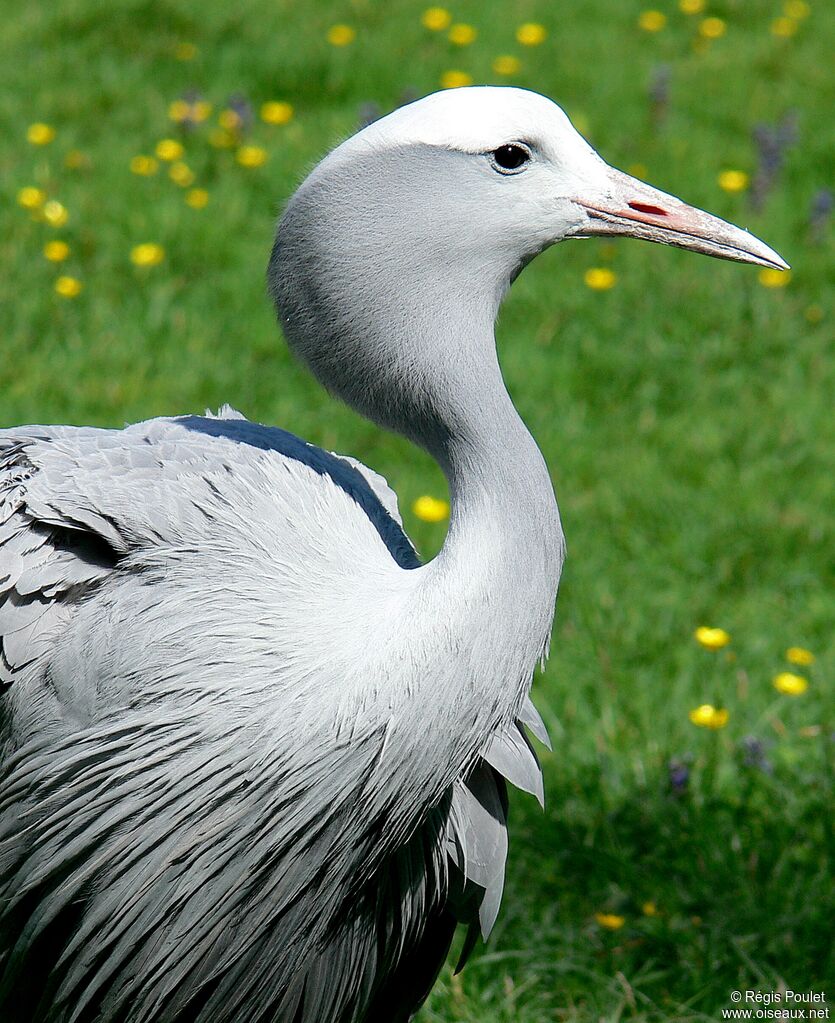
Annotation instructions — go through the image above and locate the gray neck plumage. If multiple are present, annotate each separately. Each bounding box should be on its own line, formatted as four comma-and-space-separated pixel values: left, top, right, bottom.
269, 143, 565, 710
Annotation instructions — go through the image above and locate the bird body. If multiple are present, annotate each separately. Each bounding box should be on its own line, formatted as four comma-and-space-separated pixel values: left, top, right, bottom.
0, 409, 551, 1022
0, 87, 785, 1022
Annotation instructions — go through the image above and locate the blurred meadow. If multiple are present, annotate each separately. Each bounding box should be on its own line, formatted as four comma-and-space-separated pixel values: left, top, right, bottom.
2, 0, 834, 1019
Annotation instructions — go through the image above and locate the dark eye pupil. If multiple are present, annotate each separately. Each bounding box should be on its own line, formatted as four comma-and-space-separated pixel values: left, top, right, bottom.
494, 144, 528, 170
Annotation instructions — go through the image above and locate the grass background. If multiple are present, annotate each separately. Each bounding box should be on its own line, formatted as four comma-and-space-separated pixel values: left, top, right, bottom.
1, 0, 833, 1019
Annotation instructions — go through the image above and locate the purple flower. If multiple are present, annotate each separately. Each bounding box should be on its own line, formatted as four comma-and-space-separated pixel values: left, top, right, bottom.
738, 736, 773, 774
809, 189, 832, 243
648, 65, 671, 127
750, 112, 798, 210
667, 757, 690, 796
227, 93, 254, 133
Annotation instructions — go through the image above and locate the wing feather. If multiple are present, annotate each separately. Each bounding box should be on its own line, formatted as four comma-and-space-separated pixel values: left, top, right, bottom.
0, 410, 553, 1022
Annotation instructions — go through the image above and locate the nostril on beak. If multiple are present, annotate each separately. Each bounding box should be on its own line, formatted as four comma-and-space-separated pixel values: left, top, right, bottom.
627, 201, 669, 217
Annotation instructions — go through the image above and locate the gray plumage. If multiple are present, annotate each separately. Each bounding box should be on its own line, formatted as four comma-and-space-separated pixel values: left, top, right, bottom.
0, 87, 786, 1023
0, 411, 545, 1023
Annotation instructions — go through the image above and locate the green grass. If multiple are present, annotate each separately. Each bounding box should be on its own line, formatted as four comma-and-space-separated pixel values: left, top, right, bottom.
2, 0, 833, 1019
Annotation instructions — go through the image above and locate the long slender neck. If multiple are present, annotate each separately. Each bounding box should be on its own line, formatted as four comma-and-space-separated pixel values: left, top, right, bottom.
423, 317, 565, 717
271, 148, 565, 722
432, 310, 559, 551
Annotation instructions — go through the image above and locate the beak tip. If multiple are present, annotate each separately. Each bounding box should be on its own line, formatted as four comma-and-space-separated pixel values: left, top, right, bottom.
738, 230, 790, 272
756, 246, 791, 272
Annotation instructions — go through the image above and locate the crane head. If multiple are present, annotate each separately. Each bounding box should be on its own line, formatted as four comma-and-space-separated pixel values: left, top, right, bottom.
322, 85, 788, 273
271, 87, 788, 447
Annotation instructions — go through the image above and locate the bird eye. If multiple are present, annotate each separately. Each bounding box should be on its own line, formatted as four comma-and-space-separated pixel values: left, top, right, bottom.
491, 144, 531, 173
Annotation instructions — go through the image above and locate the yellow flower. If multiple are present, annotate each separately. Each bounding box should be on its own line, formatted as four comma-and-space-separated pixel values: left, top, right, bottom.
130, 155, 159, 176
130, 243, 165, 268
449, 23, 477, 45
759, 268, 791, 288
261, 101, 294, 125
236, 145, 268, 168
595, 913, 626, 930
42, 200, 69, 228
638, 10, 667, 32
718, 170, 749, 193
209, 128, 235, 148
440, 70, 473, 89
773, 672, 808, 696
174, 42, 197, 61
54, 276, 82, 298
771, 17, 797, 37
492, 55, 521, 75
584, 268, 617, 291
27, 122, 55, 145
43, 240, 70, 262
679, 0, 705, 12
327, 24, 356, 46
422, 6, 451, 30
689, 704, 729, 729
786, 646, 815, 666
185, 188, 210, 209
155, 139, 184, 161
642, 901, 658, 917
168, 98, 211, 123
516, 22, 547, 46
699, 16, 726, 38
784, 0, 810, 17
17, 186, 46, 210
168, 99, 191, 122
413, 495, 449, 523
694, 626, 731, 650
219, 108, 242, 131
169, 161, 195, 187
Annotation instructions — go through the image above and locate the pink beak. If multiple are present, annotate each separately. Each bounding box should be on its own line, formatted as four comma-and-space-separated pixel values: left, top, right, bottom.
572, 166, 789, 271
